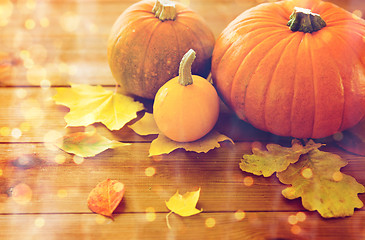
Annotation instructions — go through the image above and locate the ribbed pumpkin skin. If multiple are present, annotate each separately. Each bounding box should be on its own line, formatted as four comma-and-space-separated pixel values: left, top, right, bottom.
211, 0, 365, 139
108, 0, 215, 99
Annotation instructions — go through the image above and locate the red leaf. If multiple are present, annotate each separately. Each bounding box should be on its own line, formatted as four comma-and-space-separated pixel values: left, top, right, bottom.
87, 179, 125, 218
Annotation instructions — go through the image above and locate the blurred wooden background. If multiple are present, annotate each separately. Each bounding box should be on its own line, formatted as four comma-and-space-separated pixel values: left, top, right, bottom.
0, 0, 365, 239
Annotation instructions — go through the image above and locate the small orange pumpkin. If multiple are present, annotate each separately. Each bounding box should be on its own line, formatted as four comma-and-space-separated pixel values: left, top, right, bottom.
153, 49, 220, 142
211, 0, 365, 139
108, 0, 215, 99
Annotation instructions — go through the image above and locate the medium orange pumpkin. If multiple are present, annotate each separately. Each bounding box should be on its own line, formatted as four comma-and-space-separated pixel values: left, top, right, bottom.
107, 0, 215, 99
153, 49, 220, 142
211, 0, 365, 139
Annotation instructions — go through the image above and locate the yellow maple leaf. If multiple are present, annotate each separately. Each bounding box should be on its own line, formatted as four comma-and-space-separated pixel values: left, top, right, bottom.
53, 84, 145, 130
165, 188, 202, 228
129, 113, 233, 156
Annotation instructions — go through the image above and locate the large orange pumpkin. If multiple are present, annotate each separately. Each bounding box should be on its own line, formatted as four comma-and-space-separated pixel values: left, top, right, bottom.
211, 0, 365, 139
108, 0, 215, 99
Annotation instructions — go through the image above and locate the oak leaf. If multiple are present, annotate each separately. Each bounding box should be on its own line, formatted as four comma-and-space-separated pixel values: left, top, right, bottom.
129, 113, 233, 156
240, 140, 322, 177
55, 131, 129, 157
53, 84, 145, 130
277, 149, 365, 218
87, 179, 125, 218
165, 188, 202, 228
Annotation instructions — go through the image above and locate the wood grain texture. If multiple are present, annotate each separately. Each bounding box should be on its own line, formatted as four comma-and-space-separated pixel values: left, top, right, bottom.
1, 212, 365, 240
1, 0, 365, 239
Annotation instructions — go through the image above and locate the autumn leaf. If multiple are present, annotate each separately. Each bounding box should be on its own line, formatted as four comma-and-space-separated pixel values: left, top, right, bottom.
277, 149, 365, 218
165, 188, 202, 228
335, 119, 365, 156
150, 132, 233, 156
240, 140, 323, 177
55, 131, 129, 157
128, 112, 160, 136
87, 179, 125, 218
129, 113, 233, 156
53, 84, 145, 130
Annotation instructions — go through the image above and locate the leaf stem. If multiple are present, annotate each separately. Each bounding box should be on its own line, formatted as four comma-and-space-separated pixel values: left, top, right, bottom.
166, 211, 173, 229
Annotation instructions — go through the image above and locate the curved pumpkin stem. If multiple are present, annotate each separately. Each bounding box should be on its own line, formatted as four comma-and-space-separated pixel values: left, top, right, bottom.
178, 49, 196, 86
287, 7, 326, 33
152, 0, 176, 21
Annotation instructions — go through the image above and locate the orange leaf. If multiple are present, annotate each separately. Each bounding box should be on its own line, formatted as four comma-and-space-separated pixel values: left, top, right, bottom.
87, 179, 125, 218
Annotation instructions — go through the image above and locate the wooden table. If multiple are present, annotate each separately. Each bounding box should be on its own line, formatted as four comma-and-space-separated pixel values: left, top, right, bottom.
1, 0, 365, 239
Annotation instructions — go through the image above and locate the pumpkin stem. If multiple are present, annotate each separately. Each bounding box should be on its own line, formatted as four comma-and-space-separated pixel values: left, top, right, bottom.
152, 0, 176, 21
178, 49, 196, 86
287, 7, 326, 33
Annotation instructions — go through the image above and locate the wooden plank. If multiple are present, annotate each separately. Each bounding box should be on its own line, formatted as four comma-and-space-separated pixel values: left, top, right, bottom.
0, 211, 364, 240
0, 143, 364, 214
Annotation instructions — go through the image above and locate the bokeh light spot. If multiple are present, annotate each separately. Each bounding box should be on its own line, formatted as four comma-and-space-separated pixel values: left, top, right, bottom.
288, 214, 298, 225
234, 210, 246, 221
73, 155, 84, 165
34, 217, 45, 228
0, 0, 13, 26
57, 189, 68, 198
145, 207, 156, 222
15, 88, 28, 99
12, 183, 32, 205
0, 169, 3, 177
296, 212, 306, 222
243, 176, 254, 186
332, 132, 343, 141
332, 171, 343, 182
205, 217, 216, 228
11, 128, 22, 139
113, 182, 125, 193
291, 225, 301, 235
54, 154, 66, 164
145, 167, 156, 177
285, 187, 296, 198
95, 214, 107, 225
352, 10, 362, 19
301, 167, 313, 179
25, 18, 36, 30
0, 127, 11, 136
40, 79, 51, 89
